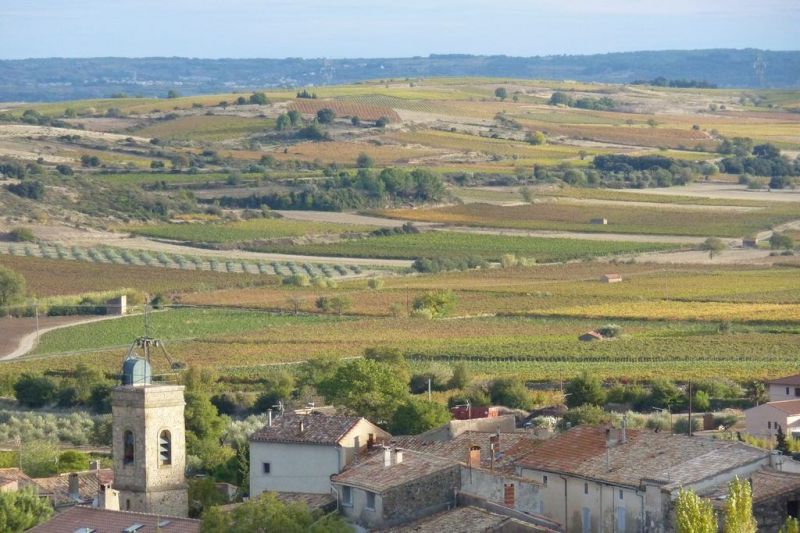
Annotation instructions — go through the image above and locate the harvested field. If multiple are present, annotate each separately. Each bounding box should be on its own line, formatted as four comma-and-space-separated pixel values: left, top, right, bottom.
291, 99, 400, 122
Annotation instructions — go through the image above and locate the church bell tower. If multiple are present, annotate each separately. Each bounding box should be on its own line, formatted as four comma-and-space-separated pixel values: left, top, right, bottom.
112, 338, 188, 517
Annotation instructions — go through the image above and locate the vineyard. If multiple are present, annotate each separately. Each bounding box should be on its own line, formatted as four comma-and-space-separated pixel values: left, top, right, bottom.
132, 115, 275, 141
380, 202, 800, 238
128, 217, 378, 244
290, 99, 400, 122
253, 231, 680, 261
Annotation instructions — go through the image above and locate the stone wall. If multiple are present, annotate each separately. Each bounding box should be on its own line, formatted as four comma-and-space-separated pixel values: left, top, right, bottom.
381, 465, 460, 526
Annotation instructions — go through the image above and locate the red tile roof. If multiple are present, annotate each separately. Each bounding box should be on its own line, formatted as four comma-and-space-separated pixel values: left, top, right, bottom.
28, 506, 200, 533
249, 413, 368, 445
393, 431, 543, 476
761, 400, 800, 414
767, 374, 800, 386
0, 467, 33, 487
332, 448, 458, 493
32, 469, 114, 506
517, 426, 767, 490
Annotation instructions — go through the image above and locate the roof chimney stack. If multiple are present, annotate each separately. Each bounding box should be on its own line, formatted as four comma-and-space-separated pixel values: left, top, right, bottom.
68, 472, 80, 501
299, 420, 305, 433
468, 445, 481, 468
383, 446, 392, 467
395, 449, 403, 464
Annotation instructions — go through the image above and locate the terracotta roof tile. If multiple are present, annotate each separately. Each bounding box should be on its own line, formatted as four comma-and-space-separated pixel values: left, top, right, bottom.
249, 413, 365, 445
28, 506, 200, 533
759, 400, 800, 414
32, 469, 114, 505
393, 431, 543, 476
517, 426, 767, 490
382, 505, 549, 532
332, 448, 457, 493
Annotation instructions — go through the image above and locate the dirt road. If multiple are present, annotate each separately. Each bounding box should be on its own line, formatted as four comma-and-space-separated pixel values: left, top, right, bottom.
0, 314, 128, 360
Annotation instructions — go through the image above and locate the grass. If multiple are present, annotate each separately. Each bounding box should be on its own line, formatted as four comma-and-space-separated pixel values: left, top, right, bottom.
379, 202, 800, 238
133, 115, 275, 141
252, 231, 680, 262
28, 307, 332, 356
128, 218, 377, 244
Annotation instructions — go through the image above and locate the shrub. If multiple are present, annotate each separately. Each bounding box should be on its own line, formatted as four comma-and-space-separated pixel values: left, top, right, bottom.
367, 278, 384, 290
412, 290, 456, 318
9, 227, 35, 242
562, 405, 612, 427
14, 374, 56, 408
282, 274, 310, 287
673, 417, 702, 434
489, 378, 533, 410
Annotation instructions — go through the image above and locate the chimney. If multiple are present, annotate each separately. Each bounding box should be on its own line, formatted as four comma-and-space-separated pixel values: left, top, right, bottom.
468, 445, 481, 468
395, 449, 403, 464
490, 433, 501, 454
299, 420, 305, 433
383, 446, 392, 467
68, 473, 80, 501
97, 483, 120, 510
89, 460, 100, 471
268, 409, 273, 427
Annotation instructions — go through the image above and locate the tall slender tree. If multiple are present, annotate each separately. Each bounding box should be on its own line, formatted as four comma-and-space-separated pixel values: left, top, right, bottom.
723, 477, 757, 533
675, 488, 717, 533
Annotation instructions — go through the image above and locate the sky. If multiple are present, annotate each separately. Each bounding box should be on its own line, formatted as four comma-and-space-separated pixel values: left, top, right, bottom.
0, 0, 798, 59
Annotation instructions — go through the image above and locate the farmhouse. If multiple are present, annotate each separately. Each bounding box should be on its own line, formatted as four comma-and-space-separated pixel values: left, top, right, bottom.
767, 373, 800, 402
516, 425, 774, 532
745, 400, 800, 439
579, 330, 604, 341
601, 273, 623, 283
106, 294, 127, 315
590, 218, 608, 225
743, 236, 763, 247
331, 446, 460, 529
249, 412, 389, 496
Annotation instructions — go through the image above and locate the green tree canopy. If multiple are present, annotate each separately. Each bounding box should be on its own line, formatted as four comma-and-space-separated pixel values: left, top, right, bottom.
390, 397, 451, 435
14, 374, 56, 408
249, 92, 269, 105
494, 87, 508, 100
723, 477, 757, 533
318, 359, 409, 423
201, 492, 350, 533
0, 265, 26, 307
565, 372, 607, 408
0, 486, 53, 532
675, 488, 717, 533
489, 378, 533, 410
412, 290, 456, 318
316, 108, 336, 124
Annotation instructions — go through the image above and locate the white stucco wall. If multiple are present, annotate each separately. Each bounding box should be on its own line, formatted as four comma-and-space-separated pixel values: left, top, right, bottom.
249, 442, 340, 495
745, 404, 800, 439
769, 384, 800, 402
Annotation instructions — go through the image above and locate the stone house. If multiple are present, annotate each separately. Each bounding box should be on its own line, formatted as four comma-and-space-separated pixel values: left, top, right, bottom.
745, 400, 800, 439
249, 413, 389, 496
0, 467, 33, 492
515, 426, 772, 533
767, 373, 800, 402
600, 273, 623, 283
331, 447, 460, 529
28, 506, 200, 533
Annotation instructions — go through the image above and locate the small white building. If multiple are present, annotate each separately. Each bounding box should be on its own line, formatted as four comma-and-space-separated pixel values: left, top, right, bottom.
249, 413, 389, 496
745, 400, 800, 439
767, 374, 800, 402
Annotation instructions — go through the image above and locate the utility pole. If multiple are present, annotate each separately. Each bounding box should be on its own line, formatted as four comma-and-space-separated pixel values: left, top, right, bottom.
34, 299, 40, 345
687, 381, 693, 437
427, 378, 432, 402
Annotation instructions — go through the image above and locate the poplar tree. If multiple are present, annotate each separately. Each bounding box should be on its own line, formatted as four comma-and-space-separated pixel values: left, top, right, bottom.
675, 488, 717, 533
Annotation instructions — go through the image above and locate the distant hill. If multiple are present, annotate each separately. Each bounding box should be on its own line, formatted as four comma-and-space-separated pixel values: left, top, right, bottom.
1, 49, 798, 102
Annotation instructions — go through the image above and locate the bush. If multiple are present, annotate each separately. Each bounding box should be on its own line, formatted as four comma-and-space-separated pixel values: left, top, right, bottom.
489, 378, 533, 410
282, 274, 310, 287
597, 324, 622, 338
316, 108, 336, 124
6, 180, 44, 199
58, 450, 90, 473
367, 278, 384, 290
562, 405, 612, 427
673, 416, 702, 434
14, 374, 56, 408
390, 398, 451, 435
9, 227, 35, 242
412, 290, 456, 318
565, 372, 606, 408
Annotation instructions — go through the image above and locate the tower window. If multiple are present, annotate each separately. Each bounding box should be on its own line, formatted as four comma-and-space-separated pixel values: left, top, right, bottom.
159, 430, 172, 466
123, 430, 135, 465
262, 462, 271, 474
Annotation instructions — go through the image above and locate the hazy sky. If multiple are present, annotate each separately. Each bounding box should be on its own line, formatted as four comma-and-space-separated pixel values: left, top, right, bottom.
1, 0, 798, 59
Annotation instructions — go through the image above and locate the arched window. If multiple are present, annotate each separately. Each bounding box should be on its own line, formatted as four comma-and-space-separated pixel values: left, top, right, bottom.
159, 430, 171, 466
123, 430, 135, 465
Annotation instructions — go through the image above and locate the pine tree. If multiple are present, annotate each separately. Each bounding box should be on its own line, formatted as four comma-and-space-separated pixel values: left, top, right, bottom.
776, 424, 790, 455
675, 488, 717, 533
723, 477, 757, 533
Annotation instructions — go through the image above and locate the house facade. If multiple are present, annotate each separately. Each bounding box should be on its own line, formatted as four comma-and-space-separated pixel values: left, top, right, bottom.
768, 374, 800, 402
249, 413, 389, 496
516, 426, 771, 533
331, 447, 460, 529
745, 400, 800, 439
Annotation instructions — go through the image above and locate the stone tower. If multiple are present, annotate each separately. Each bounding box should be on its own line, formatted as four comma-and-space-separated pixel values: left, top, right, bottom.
112, 355, 188, 517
